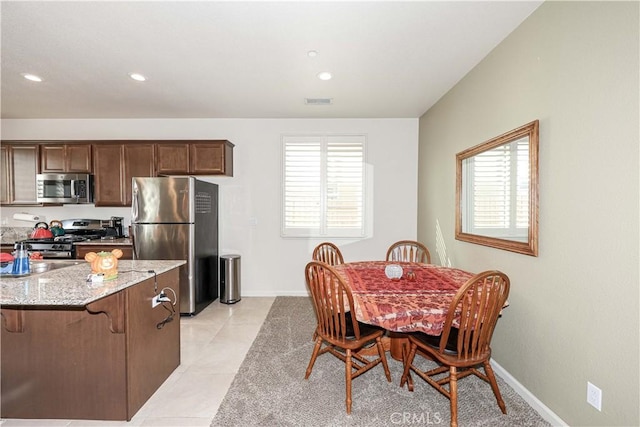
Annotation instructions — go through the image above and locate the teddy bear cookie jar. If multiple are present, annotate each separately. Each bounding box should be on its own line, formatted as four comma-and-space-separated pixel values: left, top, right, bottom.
84, 249, 123, 281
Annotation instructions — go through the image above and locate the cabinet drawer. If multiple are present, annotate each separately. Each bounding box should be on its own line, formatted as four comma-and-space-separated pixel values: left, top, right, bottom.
76, 244, 133, 260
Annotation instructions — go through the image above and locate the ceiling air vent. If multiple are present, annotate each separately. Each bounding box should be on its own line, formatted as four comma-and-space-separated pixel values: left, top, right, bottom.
304, 98, 333, 105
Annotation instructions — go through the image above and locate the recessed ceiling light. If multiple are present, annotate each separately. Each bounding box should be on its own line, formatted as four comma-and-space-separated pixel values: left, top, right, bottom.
317, 71, 332, 81
22, 73, 43, 82
128, 72, 147, 82
307, 50, 318, 57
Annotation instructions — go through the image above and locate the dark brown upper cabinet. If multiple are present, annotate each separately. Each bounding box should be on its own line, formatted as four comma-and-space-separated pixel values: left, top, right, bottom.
2, 139, 233, 207
1, 143, 39, 205
155, 143, 189, 175
92, 143, 155, 207
40, 143, 92, 173
155, 140, 234, 176
123, 144, 155, 205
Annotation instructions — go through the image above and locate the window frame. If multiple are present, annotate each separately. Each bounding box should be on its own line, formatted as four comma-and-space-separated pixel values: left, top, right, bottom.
281, 134, 368, 238
455, 120, 539, 256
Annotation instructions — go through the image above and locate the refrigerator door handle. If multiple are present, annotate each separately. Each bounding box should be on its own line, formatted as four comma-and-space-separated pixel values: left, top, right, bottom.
131, 224, 139, 260
131, 180, 139, 222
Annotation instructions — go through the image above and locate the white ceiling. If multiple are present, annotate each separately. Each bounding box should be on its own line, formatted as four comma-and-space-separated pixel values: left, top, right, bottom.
0, 1, 542, 119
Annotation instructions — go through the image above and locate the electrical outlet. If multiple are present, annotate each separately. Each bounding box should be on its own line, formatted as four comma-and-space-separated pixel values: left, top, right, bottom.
152, 295, 162, 308
587, 381, 602, 411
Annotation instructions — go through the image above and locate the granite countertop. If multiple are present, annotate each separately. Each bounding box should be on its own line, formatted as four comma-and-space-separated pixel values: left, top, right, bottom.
0, 227, 32, 245
0, 227, 132, 246
0, 260, 185, 307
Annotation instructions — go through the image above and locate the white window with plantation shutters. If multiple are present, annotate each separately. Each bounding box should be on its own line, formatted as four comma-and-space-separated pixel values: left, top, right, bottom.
282, 134, 366, 238
462, 136, 529, 242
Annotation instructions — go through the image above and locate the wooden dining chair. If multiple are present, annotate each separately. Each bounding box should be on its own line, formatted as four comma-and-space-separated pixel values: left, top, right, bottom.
386, 240, 431, 264
400, 270, 510, 427
312, 242, 345, 266
304, 261, 391, 414
310, 243, 346, 341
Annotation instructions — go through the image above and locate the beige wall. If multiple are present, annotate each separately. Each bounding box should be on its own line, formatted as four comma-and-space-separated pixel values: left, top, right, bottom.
418, 2, 639, 426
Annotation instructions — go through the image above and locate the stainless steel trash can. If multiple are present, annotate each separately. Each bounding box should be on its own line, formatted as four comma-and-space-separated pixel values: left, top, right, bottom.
220, 254, 241, 304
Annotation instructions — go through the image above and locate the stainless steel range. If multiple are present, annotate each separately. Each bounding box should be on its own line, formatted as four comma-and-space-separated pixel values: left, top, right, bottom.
17, 238, 77, 259
15, 217, 124, 259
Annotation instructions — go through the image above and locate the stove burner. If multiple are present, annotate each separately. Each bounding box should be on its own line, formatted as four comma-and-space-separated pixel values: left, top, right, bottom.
14, 219, 117, 260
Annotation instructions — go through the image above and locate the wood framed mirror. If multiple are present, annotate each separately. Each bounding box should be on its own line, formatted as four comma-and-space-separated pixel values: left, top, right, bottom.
456, 120, 539, 256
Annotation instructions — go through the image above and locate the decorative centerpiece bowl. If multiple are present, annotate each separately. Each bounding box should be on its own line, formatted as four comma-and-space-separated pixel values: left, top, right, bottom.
384, 264, 403, 280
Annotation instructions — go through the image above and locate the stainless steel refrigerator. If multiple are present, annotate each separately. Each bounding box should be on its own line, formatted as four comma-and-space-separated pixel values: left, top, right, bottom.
131, 176, 218, 315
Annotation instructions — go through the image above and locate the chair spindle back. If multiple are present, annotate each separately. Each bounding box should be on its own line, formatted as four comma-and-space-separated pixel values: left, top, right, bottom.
440, 270, 510, 361
386, 240, 431, 264
312, 242, 345, 266
305, 261, 360, 341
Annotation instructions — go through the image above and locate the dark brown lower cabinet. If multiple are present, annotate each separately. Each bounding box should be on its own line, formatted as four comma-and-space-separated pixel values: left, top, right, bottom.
0, 268, 180, 421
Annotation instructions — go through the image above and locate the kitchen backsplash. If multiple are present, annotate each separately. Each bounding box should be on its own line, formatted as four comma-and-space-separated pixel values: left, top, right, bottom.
1, 206, 131, 228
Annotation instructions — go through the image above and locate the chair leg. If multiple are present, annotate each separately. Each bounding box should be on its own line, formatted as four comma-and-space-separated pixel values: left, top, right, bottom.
400, 343, 417, 389
400, 340, 414, 391
345, 349, 352, 414
376, 337, 392, 382
449, 366, 458, 427
483, 360, 507, 414
305, 337, 323, 379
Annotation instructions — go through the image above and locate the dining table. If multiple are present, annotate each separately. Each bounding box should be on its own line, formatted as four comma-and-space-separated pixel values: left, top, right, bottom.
332, 260, 475, 361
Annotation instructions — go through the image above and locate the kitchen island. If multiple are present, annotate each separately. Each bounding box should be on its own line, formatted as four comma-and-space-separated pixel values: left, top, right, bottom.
0, 259, 185, 421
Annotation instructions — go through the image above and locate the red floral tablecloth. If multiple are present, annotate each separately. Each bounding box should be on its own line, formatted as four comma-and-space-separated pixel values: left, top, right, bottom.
333, 261, 474, 335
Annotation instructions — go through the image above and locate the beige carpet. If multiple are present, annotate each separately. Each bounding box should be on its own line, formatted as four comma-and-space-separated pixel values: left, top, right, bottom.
211, 296, 550, 426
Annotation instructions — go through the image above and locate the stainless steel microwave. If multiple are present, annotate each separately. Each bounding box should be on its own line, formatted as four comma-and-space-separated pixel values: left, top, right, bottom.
36, 173, 94, 204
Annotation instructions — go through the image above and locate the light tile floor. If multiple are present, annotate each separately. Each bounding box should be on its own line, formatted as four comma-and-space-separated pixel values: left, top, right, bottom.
0, 297, 276, 427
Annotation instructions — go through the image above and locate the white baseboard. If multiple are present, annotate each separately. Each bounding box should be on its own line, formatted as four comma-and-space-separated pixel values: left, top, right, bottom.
491, 360, 568, 426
